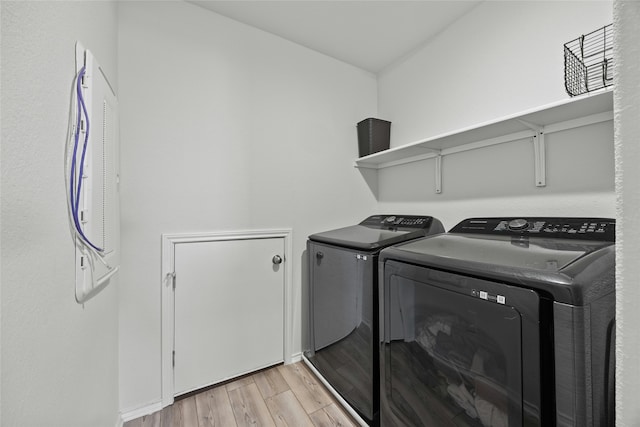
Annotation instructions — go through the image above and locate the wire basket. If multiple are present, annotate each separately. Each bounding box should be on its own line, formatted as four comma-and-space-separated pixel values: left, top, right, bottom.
564, 24, 614, 97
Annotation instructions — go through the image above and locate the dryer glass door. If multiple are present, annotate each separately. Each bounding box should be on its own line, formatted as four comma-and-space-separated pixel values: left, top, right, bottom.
382, 262, 542, 427
306, 242, 377, 421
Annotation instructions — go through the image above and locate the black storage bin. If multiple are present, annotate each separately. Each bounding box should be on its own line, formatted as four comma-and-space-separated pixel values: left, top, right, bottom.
357, 118, 391, 157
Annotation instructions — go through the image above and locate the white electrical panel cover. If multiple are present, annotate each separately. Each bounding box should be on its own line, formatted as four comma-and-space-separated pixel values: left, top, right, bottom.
74, 43, 120, 303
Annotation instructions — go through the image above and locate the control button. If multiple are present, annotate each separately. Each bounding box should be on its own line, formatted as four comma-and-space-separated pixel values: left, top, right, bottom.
494, 221, 508, 231
508, 219, 529, 231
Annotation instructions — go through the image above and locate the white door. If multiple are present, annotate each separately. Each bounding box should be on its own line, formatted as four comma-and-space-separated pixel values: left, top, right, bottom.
173, 237, 285, 395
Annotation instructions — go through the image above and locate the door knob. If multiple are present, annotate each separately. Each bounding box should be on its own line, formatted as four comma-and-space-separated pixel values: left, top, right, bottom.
272, 255, 283, 265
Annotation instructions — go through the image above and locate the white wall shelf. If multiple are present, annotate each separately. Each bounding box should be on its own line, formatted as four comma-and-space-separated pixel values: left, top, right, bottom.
354, 89, 613, 193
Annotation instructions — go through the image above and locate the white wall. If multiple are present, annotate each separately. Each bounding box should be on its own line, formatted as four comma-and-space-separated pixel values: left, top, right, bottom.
379, 1, 614, 146
117, 1, 377, 413
376, 1, 615, 228
613, 1, 640, 425
1, 2, 119, 426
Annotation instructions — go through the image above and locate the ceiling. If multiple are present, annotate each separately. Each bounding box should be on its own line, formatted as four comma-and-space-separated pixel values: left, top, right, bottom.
189, 1, 481, 73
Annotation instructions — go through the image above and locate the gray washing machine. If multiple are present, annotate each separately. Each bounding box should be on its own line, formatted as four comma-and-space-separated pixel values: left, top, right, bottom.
380, 217, 615, 427
304, 215, 444, 426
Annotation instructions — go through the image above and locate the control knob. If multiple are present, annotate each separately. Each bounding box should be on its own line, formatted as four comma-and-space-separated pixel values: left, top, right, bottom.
508, 218, 529, 231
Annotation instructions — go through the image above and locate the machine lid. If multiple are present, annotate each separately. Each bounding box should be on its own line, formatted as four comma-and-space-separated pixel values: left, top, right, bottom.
308, 215, 442, 251
382, 217, 616, 305
389, 233, 609, 271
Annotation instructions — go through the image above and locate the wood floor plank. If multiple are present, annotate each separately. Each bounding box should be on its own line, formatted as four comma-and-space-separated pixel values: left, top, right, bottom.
226, 374, 256, 392
123, 418, 142, 427
139, 411, 161, 427
125, 363, 357, 427
278, 362, 333, 414
309, 403, 358, 427
254, 366, 290, 399
265, 389, 315, 427
160, 405, 174, 427
195, 385, 237, 427
228, 382, 277, 427
173, 396, 199, 427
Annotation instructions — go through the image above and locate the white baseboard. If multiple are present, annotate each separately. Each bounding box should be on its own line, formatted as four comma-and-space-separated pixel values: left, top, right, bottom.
120, 401, 163, 424
287, 352, 303, 363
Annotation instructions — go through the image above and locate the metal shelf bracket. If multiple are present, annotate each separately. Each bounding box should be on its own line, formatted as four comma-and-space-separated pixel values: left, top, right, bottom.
532, 132, 546, 187
517, 119, 546, 187
435, 155, 443, 194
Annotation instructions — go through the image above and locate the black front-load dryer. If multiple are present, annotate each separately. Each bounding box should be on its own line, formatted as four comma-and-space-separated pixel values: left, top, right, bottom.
303, 215, 444, 426
379, 217, 615, 427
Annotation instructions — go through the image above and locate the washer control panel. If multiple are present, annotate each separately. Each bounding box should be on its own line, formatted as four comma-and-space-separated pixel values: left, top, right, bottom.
451, 217, 615, 241
361, 215, 434, 229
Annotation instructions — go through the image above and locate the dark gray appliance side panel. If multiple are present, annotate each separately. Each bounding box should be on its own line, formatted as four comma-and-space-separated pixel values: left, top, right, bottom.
554, 302, 589, 427
361, 254, 374, 330
590, 291, 616, 427
554, 291, 615, 427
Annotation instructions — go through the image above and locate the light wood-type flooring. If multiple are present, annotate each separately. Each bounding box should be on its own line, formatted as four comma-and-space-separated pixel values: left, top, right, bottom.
124, 361, 359, 427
